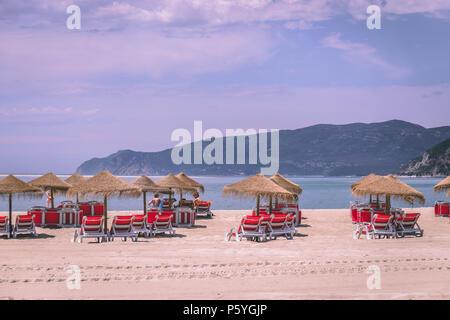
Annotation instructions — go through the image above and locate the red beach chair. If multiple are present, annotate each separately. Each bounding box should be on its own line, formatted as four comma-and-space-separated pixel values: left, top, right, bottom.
267, 214, 291, 240
195, 201, 212, 217
0, 216, 10, 238
13, 215, 37, 238
153, 215, 175, 236
160, 209, 175, 224
109, 216, 137, 242
225, 215, 267, 242
441, 202, 449, 217
354, 214, 394, 240
395, 213, 423, 238
75, 216, 106, 243
132, 214, 147, 237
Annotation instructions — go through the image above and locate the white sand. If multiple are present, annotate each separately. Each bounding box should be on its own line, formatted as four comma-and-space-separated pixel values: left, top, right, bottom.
0, 207, 449, 300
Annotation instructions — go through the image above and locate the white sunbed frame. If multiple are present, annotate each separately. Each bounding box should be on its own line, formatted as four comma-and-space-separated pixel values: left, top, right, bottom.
108, 216, 138, 242
0, 217, 10, 238
75, 217, 107, 243
13, 216, 37, 238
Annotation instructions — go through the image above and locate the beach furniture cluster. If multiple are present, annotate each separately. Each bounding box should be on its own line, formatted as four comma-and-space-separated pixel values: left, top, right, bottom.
225, 212, 297, 242
351, 201, 423, 239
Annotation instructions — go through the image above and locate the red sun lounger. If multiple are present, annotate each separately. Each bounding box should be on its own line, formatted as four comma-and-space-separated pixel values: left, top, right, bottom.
0, 216, 10, 238
395, 213, 423, 238
153, 215, 175, 237
195, 201, 213, 217
132, 214, 147, 237
109, 216, 138, 242
74, 216, 106, 243
225, 215, 267, 242
13, 215, 37, 238
354, 214, 395, 240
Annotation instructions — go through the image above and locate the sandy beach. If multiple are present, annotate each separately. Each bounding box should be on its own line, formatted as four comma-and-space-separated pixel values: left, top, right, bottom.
1, 207, 449, 300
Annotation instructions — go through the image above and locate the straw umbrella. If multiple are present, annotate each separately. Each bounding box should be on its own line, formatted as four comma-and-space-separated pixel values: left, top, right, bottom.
175, 172, 205, 203
67, 171, 141, 231
222, 174, 294, 216
434, 176, 450, 198
269, 173, 302, 212
65, 173, 88, 203
176, 172, 205, 193
0, 175, 43, 237
156, 173, 197, 206
132, 176, 170, 214
351, 174, 381, 204
28, 173, 71, 208
352, 174, 425, 212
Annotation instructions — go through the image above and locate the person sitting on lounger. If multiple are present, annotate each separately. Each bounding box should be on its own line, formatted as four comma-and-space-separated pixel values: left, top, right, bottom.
148, 194, 162, 208
193, 193, 202, 207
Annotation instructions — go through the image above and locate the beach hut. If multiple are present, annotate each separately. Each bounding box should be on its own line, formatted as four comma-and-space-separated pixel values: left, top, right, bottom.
67, 171, 141, 231
434, 176, 450, 197
132, 176, 170, 214
352, 174, 425, 212
65, 173, 88, 203
0, 175, 43, 237
28, 173, 71, 208
222, 174, 294, 215
156, 173, 197, 206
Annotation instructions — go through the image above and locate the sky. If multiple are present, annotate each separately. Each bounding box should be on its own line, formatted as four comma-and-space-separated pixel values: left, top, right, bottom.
0, 0, 449, 174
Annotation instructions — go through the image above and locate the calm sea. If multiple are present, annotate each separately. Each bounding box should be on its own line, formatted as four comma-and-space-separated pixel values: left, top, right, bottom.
0, 175, 446, 212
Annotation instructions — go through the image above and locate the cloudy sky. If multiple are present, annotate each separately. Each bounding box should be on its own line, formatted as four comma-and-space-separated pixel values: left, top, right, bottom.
1, 0, 449, 173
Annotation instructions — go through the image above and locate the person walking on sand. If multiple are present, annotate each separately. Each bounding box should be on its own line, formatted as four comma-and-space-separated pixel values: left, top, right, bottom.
45, 189, 53, 208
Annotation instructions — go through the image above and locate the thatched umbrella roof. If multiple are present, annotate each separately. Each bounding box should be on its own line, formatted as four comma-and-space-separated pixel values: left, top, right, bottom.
176, 172, 205, 193
65, 173, 88, 187
68, 171, 141, 232
269, 173, 302, 195
131, 175, 170, 214
222, 174, 294, 200
351, 173, 381, 192
29, 172, 71, 192
131, 176, 170, 193
352, 174, 425, 205
0, 175, 43, 198
434, 176, 450, 195
67, 171, 141, 199
0, 175, 43, 237
156, 174, 197, 193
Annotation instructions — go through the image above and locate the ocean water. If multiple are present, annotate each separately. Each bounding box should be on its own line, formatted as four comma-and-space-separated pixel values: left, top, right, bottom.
0, 175, 446, 212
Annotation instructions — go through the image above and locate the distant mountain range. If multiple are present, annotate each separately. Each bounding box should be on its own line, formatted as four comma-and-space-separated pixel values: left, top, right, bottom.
398, 138, 450, 176
77, 120, 450, 176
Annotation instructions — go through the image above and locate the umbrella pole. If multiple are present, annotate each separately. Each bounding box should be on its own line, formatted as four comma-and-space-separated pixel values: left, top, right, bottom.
269, 196, 272, 214
169, 189, 172, 208
104, 195, 108, 233
143, 192, 147, 214
369, 194, 373, 204
51, 188, 54, 208
376, 194, 379, 207
256, 194, 260, 216
76, 193, 79, 204
275, 196, 278, 207
386, 195, 391, 214
9, 193, 12, 238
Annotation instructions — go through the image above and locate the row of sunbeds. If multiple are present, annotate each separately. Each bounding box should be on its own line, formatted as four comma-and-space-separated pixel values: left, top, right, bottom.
73, 213, 176, 243
350, 203, 423, 239
225, 212, 297, 242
